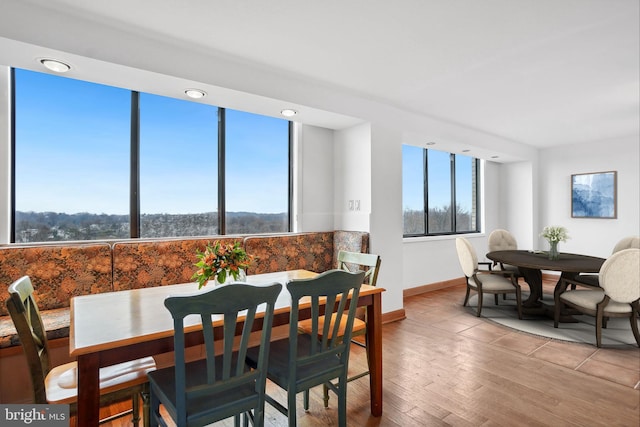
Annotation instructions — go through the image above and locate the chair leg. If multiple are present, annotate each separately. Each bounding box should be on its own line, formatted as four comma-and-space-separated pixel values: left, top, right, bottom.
141, 385, 150, 427
515, 288, 522, 320
337, 378, 347, 427
630, 304, 640, 348
494, 294, 499, 305
596, 308, 604, 348
322, 383, 329, 408
131, 390, 140, 427
463, 285, 471, 307
149, 388, 160, 426
476, 292, 483, 317
303, 389, 310, 410
288, 389, 297, 427
553, 300, 561, 328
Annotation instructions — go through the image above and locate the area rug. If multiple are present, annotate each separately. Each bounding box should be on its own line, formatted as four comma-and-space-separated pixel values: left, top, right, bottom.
466, 293, 639, 346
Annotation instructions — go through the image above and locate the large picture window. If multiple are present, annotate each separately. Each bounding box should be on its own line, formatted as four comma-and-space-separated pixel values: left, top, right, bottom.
402, 146, 480, 237
12, 68, 291, 242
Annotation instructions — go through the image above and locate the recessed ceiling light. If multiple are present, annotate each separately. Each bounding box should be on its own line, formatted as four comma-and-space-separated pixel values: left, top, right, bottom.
462, 149, 470, 153
425, 142, 436, 146
280, 109, 297, 117
40, 59, 71, 73
491, 155, 500, 159
185, 89, 207, 99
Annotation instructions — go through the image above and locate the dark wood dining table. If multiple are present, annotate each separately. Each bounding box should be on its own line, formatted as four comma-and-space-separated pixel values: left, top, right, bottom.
70, 269, 384, 427
486, 250, 605, 314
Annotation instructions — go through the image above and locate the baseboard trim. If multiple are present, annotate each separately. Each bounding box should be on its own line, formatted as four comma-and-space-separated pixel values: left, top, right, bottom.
382, 309, 406, 324
403, 277, 466, 299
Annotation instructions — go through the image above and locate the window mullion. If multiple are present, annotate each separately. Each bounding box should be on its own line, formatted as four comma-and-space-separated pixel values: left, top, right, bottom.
423, 149, 429, 235
450, 153, 456, 233
130, 91, 140, 238
218, 107, 226, 235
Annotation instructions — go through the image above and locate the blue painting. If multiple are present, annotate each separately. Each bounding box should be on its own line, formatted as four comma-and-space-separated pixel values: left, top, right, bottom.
571, 171, 617, 218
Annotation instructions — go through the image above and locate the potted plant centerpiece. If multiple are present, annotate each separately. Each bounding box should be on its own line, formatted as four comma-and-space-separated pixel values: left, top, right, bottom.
192, 241, 255, 288
540, 226, 569, 260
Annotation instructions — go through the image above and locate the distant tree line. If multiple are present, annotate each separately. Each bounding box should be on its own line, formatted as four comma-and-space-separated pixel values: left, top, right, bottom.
403, 204, 475, 235
14, 211, 288, 243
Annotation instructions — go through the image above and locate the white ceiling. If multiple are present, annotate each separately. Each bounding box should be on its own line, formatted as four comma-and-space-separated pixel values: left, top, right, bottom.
0, 0, 638, 157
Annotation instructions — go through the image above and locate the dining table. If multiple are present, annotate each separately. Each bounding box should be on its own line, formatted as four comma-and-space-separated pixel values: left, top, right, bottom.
70, 269, 385, 427
486, 250, 605, 316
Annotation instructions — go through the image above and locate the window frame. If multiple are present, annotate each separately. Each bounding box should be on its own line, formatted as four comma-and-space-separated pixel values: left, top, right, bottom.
403, 147, 481, 238
10, 68, 292, 242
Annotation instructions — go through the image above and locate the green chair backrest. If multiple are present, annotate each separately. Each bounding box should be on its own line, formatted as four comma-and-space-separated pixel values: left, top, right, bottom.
7, 276, 51, 403
163, 282, 282, 425
337, 250, 381, 287
285, 269, 364, 391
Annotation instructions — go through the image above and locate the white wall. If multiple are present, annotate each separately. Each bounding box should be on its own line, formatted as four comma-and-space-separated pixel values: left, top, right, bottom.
537, 136, 640, 258
295, 124, 335, 232
333, 123, 371, 232
500, 161, 536, 249
369, 124, 404, 314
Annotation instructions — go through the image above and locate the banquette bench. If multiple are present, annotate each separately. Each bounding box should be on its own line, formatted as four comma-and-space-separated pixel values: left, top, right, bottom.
0, 231, 368, 403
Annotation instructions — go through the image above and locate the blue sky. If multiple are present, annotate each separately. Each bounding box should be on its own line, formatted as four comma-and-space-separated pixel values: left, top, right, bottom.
14, 69, 289, 215
402, 145, 474, 212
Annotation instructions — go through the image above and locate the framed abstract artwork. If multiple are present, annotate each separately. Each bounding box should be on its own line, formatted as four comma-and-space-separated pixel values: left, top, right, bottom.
571, 171, 617, 218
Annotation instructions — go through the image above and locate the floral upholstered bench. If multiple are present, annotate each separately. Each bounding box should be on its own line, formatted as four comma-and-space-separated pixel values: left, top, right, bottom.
1, 231, 370, 348
243, 230, 369, 274
0, 243, 113, 349
111, 237, 241, 291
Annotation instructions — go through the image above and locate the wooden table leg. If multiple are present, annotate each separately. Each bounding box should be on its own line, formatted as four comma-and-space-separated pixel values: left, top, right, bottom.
518, 267, 543, 308
366, 292, 383, 416
76, 353, 100, 427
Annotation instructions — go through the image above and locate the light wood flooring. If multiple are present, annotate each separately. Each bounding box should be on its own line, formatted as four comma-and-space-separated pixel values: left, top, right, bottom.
97, 279, 640, 426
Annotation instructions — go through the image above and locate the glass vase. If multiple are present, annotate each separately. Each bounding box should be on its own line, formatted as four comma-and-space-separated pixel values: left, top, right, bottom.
548, 241, 559, 260
223, 268, 247, 284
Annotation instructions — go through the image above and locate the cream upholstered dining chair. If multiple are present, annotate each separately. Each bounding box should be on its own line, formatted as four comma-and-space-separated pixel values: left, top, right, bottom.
6, 276, 155, 426
487, 229, 521, 276
568, 236, 640, 289
554, 248, 640, 348
297, 250, 381, 408
456, 237, 523, 319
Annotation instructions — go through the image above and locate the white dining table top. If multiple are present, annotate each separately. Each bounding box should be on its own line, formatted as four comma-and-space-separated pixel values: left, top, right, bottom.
70, 269, 381, 356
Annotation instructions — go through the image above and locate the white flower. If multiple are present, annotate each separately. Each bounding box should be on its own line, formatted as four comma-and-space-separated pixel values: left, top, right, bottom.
540, 226, 569, 243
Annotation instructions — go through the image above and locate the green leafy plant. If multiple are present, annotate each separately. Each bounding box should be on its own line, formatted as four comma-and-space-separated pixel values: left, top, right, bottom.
191, 241, 255, 289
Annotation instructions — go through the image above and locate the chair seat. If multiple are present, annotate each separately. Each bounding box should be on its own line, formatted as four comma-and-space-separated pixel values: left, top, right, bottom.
46, 357, 156, 404
246, 334, 344, 392
148, 357, 258, 423
298, 315, 366, 339
560, 290, 633, 314
473, 273, 518, 292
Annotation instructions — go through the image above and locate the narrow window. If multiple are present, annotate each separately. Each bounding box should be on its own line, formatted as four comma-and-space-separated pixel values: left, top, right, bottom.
224, 109, 289, 234
402, 145, 480, 237
139, 93, 218, 237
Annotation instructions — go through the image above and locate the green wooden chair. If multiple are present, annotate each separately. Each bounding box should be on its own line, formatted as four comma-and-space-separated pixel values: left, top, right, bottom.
246, 269, 365, 427
298, 250, 381, 407
147, 282, 282, 427
6, 276, 155, 426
